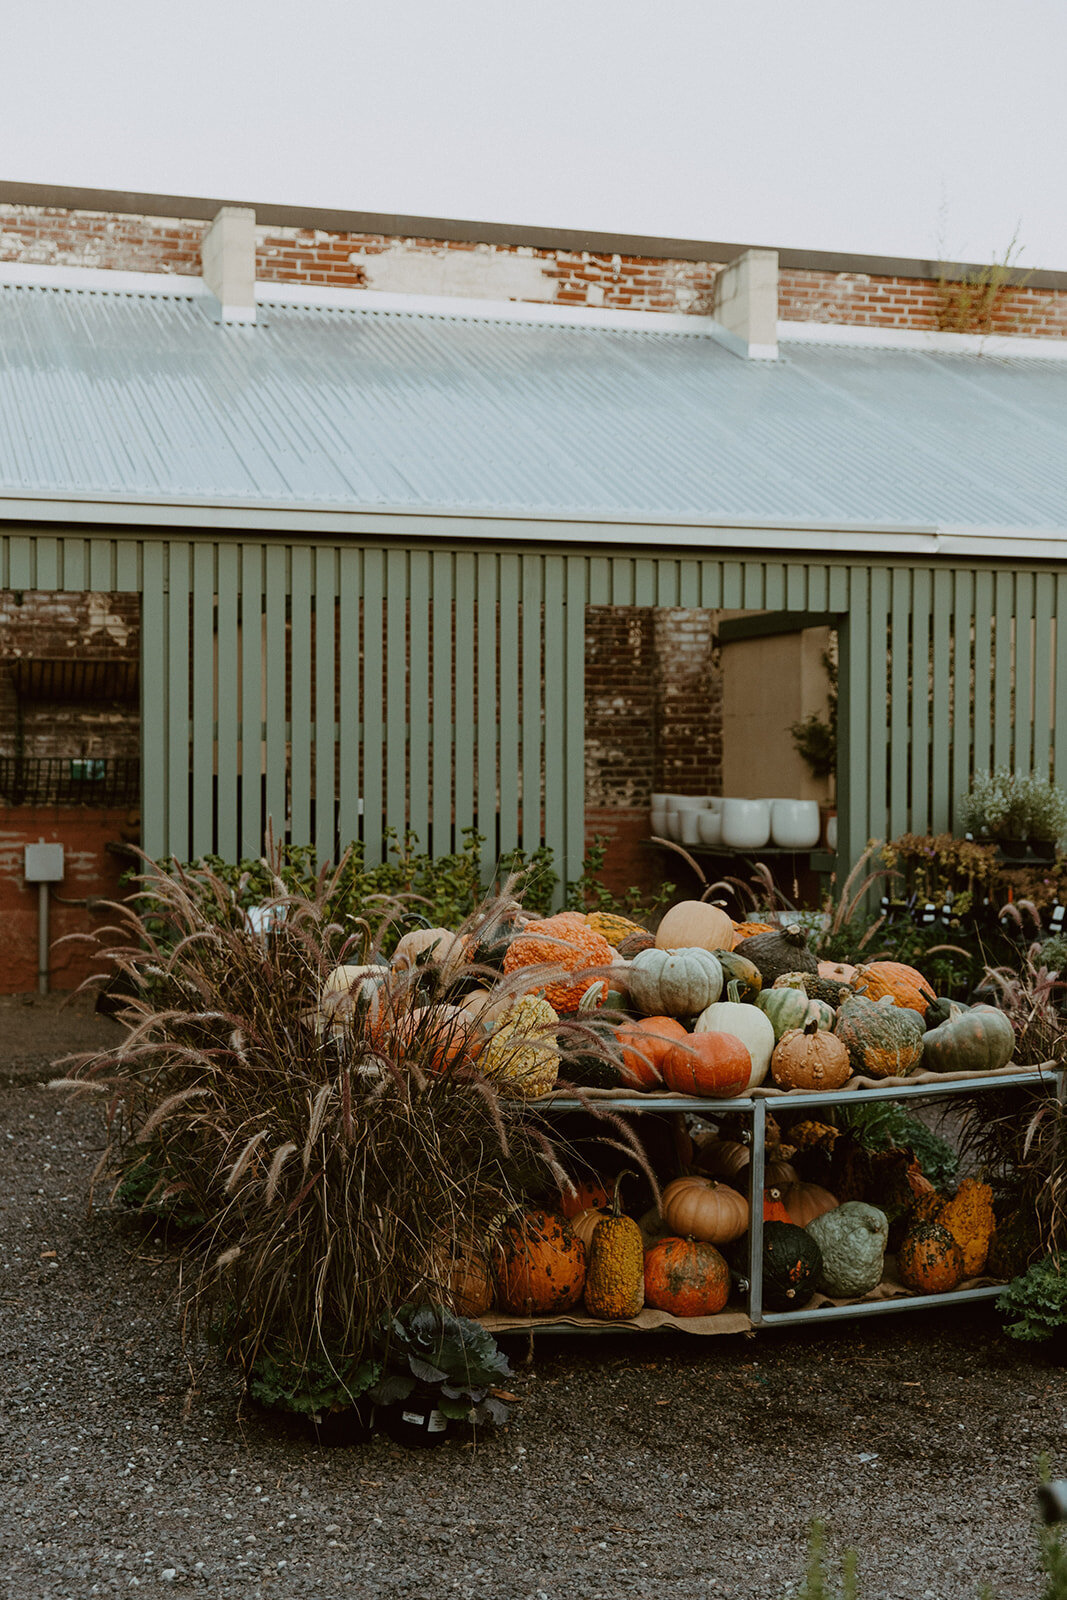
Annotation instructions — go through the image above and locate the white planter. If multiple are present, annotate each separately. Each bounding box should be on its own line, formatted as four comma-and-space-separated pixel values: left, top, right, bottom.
696, 808, 723, 845
720, 798, 771, 849
663, 809, 681, 840
770, 799, 822, 850
826, 814, 838, 851
678, 809, 703, 845
650, 809, 668, 837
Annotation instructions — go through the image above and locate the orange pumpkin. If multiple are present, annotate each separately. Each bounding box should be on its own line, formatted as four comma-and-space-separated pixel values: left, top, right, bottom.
695, 1137, 751, 1182
732, 921, 775, 948
818, 960, 857, 986
446, 1245, 495, 1317
661, 1176, 749, 1244
643, 1237, 731, 1316
762, 1187, 791, 1224
896, 1221, 965, 1294
660, 1032, 752, 1098
781, 1182, 839, 1228
493, 1209, 587, 1316
615, 1016, 689, 1088
503, 915, 614, 1013
771, 1019, 852, 1091
852, 961, 934, 1017
560, 1177, 612, 1220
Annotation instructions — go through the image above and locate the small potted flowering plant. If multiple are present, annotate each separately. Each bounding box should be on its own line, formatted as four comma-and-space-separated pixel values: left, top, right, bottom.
370, 1301, 515, 1447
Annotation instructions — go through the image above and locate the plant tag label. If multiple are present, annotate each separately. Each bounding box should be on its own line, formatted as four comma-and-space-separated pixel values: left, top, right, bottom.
427, 1410, 448, 1433
401, 1410, 427, 1426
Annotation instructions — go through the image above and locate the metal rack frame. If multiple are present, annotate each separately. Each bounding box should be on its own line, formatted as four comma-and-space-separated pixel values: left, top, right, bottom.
542, 1065, 1065, 1331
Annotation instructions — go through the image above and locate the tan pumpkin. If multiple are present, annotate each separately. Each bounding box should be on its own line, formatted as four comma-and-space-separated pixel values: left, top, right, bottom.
780, 1181, 839, 1228
392, 925, 467, 976
655, 900, 735, 954
661, 1176, 750, 1245
446, 1244, 495, 1317
818, 960, 857, 986
570, 1207, 610, 1256
771, 1018, 852, 1091
696, 1137, 752, 1182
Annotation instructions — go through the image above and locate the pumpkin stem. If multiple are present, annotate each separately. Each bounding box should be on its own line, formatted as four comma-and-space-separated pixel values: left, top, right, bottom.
611, 1170, 635, 1217
803, 1015, 820, 1036
725, 978, 744, 1004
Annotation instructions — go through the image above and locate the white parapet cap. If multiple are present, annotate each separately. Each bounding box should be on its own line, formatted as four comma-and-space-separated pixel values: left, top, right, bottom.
779, 317, 1067, 361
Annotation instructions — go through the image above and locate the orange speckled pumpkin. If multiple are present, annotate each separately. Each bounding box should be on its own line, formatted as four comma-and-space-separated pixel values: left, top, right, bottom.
896, 1221, 965, 1294
493, 1210, 587, 1316
660, 1031, 752, 1098
503, 916, 614, 1013
643, 1236, 731, 1316
614, 1016, 689, 1088
852, 961, 935, 1017
560, 1177, 612, 1220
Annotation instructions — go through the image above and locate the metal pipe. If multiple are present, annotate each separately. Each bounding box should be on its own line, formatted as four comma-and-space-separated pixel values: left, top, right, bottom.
747, 1099, 766, 1327
37, 881, 49, 995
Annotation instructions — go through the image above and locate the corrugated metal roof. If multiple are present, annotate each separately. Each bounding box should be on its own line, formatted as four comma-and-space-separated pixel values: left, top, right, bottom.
1, 280, 1065, 531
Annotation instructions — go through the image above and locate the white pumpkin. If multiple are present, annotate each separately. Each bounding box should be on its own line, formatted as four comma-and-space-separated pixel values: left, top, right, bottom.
319, 963, 387, 1024
625, 947, 723, 1017
694, 980, 774, 1090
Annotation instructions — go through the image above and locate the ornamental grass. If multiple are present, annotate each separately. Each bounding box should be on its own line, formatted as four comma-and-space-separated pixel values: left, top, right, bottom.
56, 850, 639, 1386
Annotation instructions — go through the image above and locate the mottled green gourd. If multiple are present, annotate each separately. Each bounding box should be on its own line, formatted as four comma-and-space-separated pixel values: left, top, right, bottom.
806, 1201, 889, 1297
921, 1003, 1015, 1075
761, 1221, 823, 1311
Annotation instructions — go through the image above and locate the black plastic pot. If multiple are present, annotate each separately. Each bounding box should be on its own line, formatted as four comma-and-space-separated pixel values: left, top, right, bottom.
307, 1398, 376, 1447
377, 1392, 452, 1448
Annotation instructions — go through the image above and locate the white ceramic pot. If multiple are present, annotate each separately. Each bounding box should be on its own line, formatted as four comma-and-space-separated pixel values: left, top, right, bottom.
825, 815, 838, 851
678, 809, 703, 845
720, 798, 771, 850
770, 799, 822, 850
650, 809, 668, 837
697, 808, 723, 846
674, 795, 710, 812
652, 793, 671, 809
663, 809, 681, 840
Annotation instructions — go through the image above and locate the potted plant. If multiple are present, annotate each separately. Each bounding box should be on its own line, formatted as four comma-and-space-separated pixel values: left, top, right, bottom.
369, 1302, 516, 1447
958, 769, 1067, 860
247, 1342, 381, 1445
998, 1257, 1067, 1364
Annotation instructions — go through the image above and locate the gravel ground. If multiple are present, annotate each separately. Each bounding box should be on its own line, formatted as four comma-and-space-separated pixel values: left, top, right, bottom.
1, 998, 1065, 1600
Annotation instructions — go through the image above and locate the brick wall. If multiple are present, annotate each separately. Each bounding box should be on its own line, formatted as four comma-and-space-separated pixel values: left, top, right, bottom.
778, 268, 1067, 338
585, 606, 722, 900
0, 205, 206, 274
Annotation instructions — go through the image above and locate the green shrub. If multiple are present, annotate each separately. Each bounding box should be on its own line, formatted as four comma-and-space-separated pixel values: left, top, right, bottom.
998, 1257, 1067, 1343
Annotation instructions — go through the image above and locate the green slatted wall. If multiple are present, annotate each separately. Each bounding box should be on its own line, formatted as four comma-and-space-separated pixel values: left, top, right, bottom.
2, 530, 1063, 893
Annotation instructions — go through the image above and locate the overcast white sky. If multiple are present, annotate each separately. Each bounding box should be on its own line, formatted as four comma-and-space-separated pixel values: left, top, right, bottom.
5, 0, 1066, 267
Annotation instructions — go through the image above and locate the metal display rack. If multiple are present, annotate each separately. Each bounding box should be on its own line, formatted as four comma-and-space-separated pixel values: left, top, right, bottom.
535, 1066, 1065, 1333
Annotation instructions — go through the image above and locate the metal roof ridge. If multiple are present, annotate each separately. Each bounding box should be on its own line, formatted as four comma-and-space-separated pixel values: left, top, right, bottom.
779, 318, 1067, 363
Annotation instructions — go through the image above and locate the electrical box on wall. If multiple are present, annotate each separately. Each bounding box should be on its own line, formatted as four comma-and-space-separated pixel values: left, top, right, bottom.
24, 842, 64, 882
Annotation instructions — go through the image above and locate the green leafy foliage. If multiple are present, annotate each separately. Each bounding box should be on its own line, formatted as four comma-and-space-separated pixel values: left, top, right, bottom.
370, 1301, 514, 1427
837, 1101, 960, 1192
114, 1148, 207, 1230
564, 836, 675, 919
248, 1346, 381, 1419
998, 1257, 1067, 1343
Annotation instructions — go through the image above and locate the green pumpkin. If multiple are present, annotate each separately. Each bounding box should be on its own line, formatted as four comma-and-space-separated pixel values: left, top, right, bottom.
806, 1202, 889, 1298
734, 924, 818, 985
559, 1018, 632, 1090
832, 994, 925, 1079
711, 948, 763, 1003
921, 1002, 1015, 1074
756, 986, 835, 1043
625, 947, 723, 1018
762, 1221, 823, 1311
773, 970, 856, 1010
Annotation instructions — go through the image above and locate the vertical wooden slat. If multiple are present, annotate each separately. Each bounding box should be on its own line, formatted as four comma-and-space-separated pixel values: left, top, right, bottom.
588, 558, 611, 606
634, 560, 656, 607
522, 556, 544, 854
190, 543, 215, 857
385, 549, 408, 840
1013, 572, 1035, 774
678, 559, 700, 607
993, 572, 1014, 772
115, 540, 140, 591
763, 563, 786, 610
314, 547, 337, 862
407, 550, 431, 852
430, 551, 453, 853
699, 562, 723, 609
215, 543, 239, 863
656, 562, 680, 608
89, 539, 112, 591
470, 553, 492, 876
611, 560, 634, 607
786, 563, 807, 611
910, 569, 932, 834
361, 549, 386, 865
543, 555, 567, 905
497, 554, 521, 858
888, 569, 911, 837
7, 536, 33, 588
289, 546, 313, 845
140, 544, 168, 861
564, 556, 587, 887
828, 566, 849, 611
1034, 574, 1055, 781
929, 569, 953, 832
337, 548, 362, 851
61, 539, 86, 590
838, 571, 869, 872
807, 566, 829, 612
973, 571, 994, 777
263, 545, 288, 850
951, 569, 974, 828
1054, 576, 1067, 789
240, 545, 265, 858
742, 561, 763, 610
866, 569, 890, 846
167, 543, 191, 860
35, 537, 59, 590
